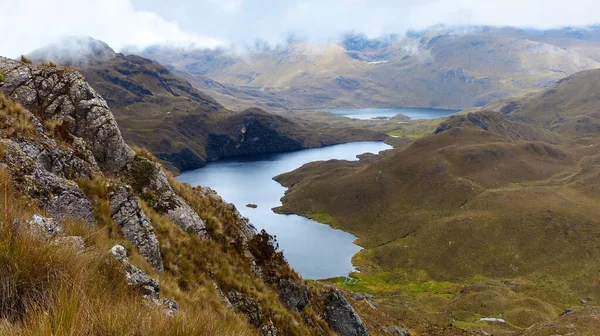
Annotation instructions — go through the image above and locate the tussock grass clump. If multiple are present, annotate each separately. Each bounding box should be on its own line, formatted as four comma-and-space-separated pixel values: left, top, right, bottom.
0, 71, 4, 82
19, 56, 32, 65
0, 93, 36, 138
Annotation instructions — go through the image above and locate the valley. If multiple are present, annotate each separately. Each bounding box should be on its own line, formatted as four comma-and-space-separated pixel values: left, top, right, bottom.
272, 70, 600, 334
6, 20, 600, 336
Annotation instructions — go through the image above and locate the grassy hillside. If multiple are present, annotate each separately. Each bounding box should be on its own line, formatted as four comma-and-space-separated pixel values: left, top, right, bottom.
273, 105, 600, 334
478, 68, 600, 140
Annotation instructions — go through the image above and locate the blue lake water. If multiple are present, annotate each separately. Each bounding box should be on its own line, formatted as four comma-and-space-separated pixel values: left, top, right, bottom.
326, 107, 458, 120
177, 142, 392, 279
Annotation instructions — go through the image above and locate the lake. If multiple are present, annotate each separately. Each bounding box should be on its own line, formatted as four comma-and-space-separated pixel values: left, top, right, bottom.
326, 107, 458, 120
177, 142, 392, 279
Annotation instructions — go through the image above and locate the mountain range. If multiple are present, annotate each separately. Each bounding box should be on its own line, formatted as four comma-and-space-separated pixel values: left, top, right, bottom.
135, 25, 600, 111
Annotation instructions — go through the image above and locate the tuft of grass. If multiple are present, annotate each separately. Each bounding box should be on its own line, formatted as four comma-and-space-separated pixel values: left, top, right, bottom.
0, 93, 36, 138
0, 71, 4, 82
19, 56, 32, 65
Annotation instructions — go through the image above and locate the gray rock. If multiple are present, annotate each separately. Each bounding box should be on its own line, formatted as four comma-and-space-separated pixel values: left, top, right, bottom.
27, 214, 61, 239
109, 185, 164, 272
109, 245, 177, 314
161, 299, 179, 316
382, 326, 409, 335
260, 323, 278, 336
325, 289, 369, 336
1, 139, 96, 224
128, 156, 208, 238
278, 279, 309, 312
227, 290, 264, 327
352, 292, 378, 308
0, 57, 135, 174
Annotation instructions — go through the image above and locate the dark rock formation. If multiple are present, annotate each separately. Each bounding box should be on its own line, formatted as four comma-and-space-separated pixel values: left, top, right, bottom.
278, 279, 309, 312
325, 289, 369, 336
109, 185, 164, 272
227, 290, 264, 327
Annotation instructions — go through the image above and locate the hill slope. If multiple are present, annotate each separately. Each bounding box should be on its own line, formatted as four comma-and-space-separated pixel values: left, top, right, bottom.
0, 56, 414, 336
29, 39, 385, 172
477, 68, 600, 139
273, 103, 600, 334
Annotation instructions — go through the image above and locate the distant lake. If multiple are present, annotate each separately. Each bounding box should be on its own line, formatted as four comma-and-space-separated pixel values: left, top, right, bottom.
326, 107, 458, 120
177, 142, 392, 279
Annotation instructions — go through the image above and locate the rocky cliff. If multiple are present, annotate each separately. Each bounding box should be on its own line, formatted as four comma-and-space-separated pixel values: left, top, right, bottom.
0, 57, 406, 335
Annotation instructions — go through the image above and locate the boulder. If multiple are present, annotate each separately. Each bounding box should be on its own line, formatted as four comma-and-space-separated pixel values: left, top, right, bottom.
325, 289, 369, 336
27, 214, 61, 239
1, 139, 96, 224
109, 185, 164, 272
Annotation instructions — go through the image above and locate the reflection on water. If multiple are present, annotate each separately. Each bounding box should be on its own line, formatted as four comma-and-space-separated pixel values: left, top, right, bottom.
326, 107, 457, 120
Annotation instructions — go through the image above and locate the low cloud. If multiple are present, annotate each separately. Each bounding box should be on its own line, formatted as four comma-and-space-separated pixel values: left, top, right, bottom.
1, 0, 599, 58
0, 0, 223, 58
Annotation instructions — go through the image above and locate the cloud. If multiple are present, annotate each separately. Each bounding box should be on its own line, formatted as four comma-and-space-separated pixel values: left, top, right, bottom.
0, 0, 224, 58
1, 0, 599, 58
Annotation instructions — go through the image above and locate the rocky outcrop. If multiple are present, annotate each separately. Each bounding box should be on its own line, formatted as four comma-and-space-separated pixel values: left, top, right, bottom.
227, 290, 264, 327
128, 156, 208, 238
278, 279, 309, 312
109, 185, 164, 272
227, 290, 278, 335
0, 57, 135, 173
325, 289, 369, 336
0, 137, 96, 224
110, 245, 177, 315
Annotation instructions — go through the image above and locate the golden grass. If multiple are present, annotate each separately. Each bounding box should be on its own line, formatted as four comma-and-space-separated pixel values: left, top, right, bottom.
0, 93, 36, 138
0, 166, 261, 335
19, 56, 32, 65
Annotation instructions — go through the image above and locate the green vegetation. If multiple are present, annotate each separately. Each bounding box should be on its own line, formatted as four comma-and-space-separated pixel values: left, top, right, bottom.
0, 71, 4, 82
276, 113, 600, 333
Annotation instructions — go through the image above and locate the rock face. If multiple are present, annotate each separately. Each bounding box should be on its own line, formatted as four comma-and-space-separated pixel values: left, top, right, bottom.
128, 156, 208, 238
325, 289, 369, 336
278, 279, 309, 312
0, 56, 135, 173
110, 245, 178, 315
109, 185, 164, 272
0, 137, 96, 224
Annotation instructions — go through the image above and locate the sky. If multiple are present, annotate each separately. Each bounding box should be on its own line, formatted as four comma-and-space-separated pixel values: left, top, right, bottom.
1, 0, 599, 57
